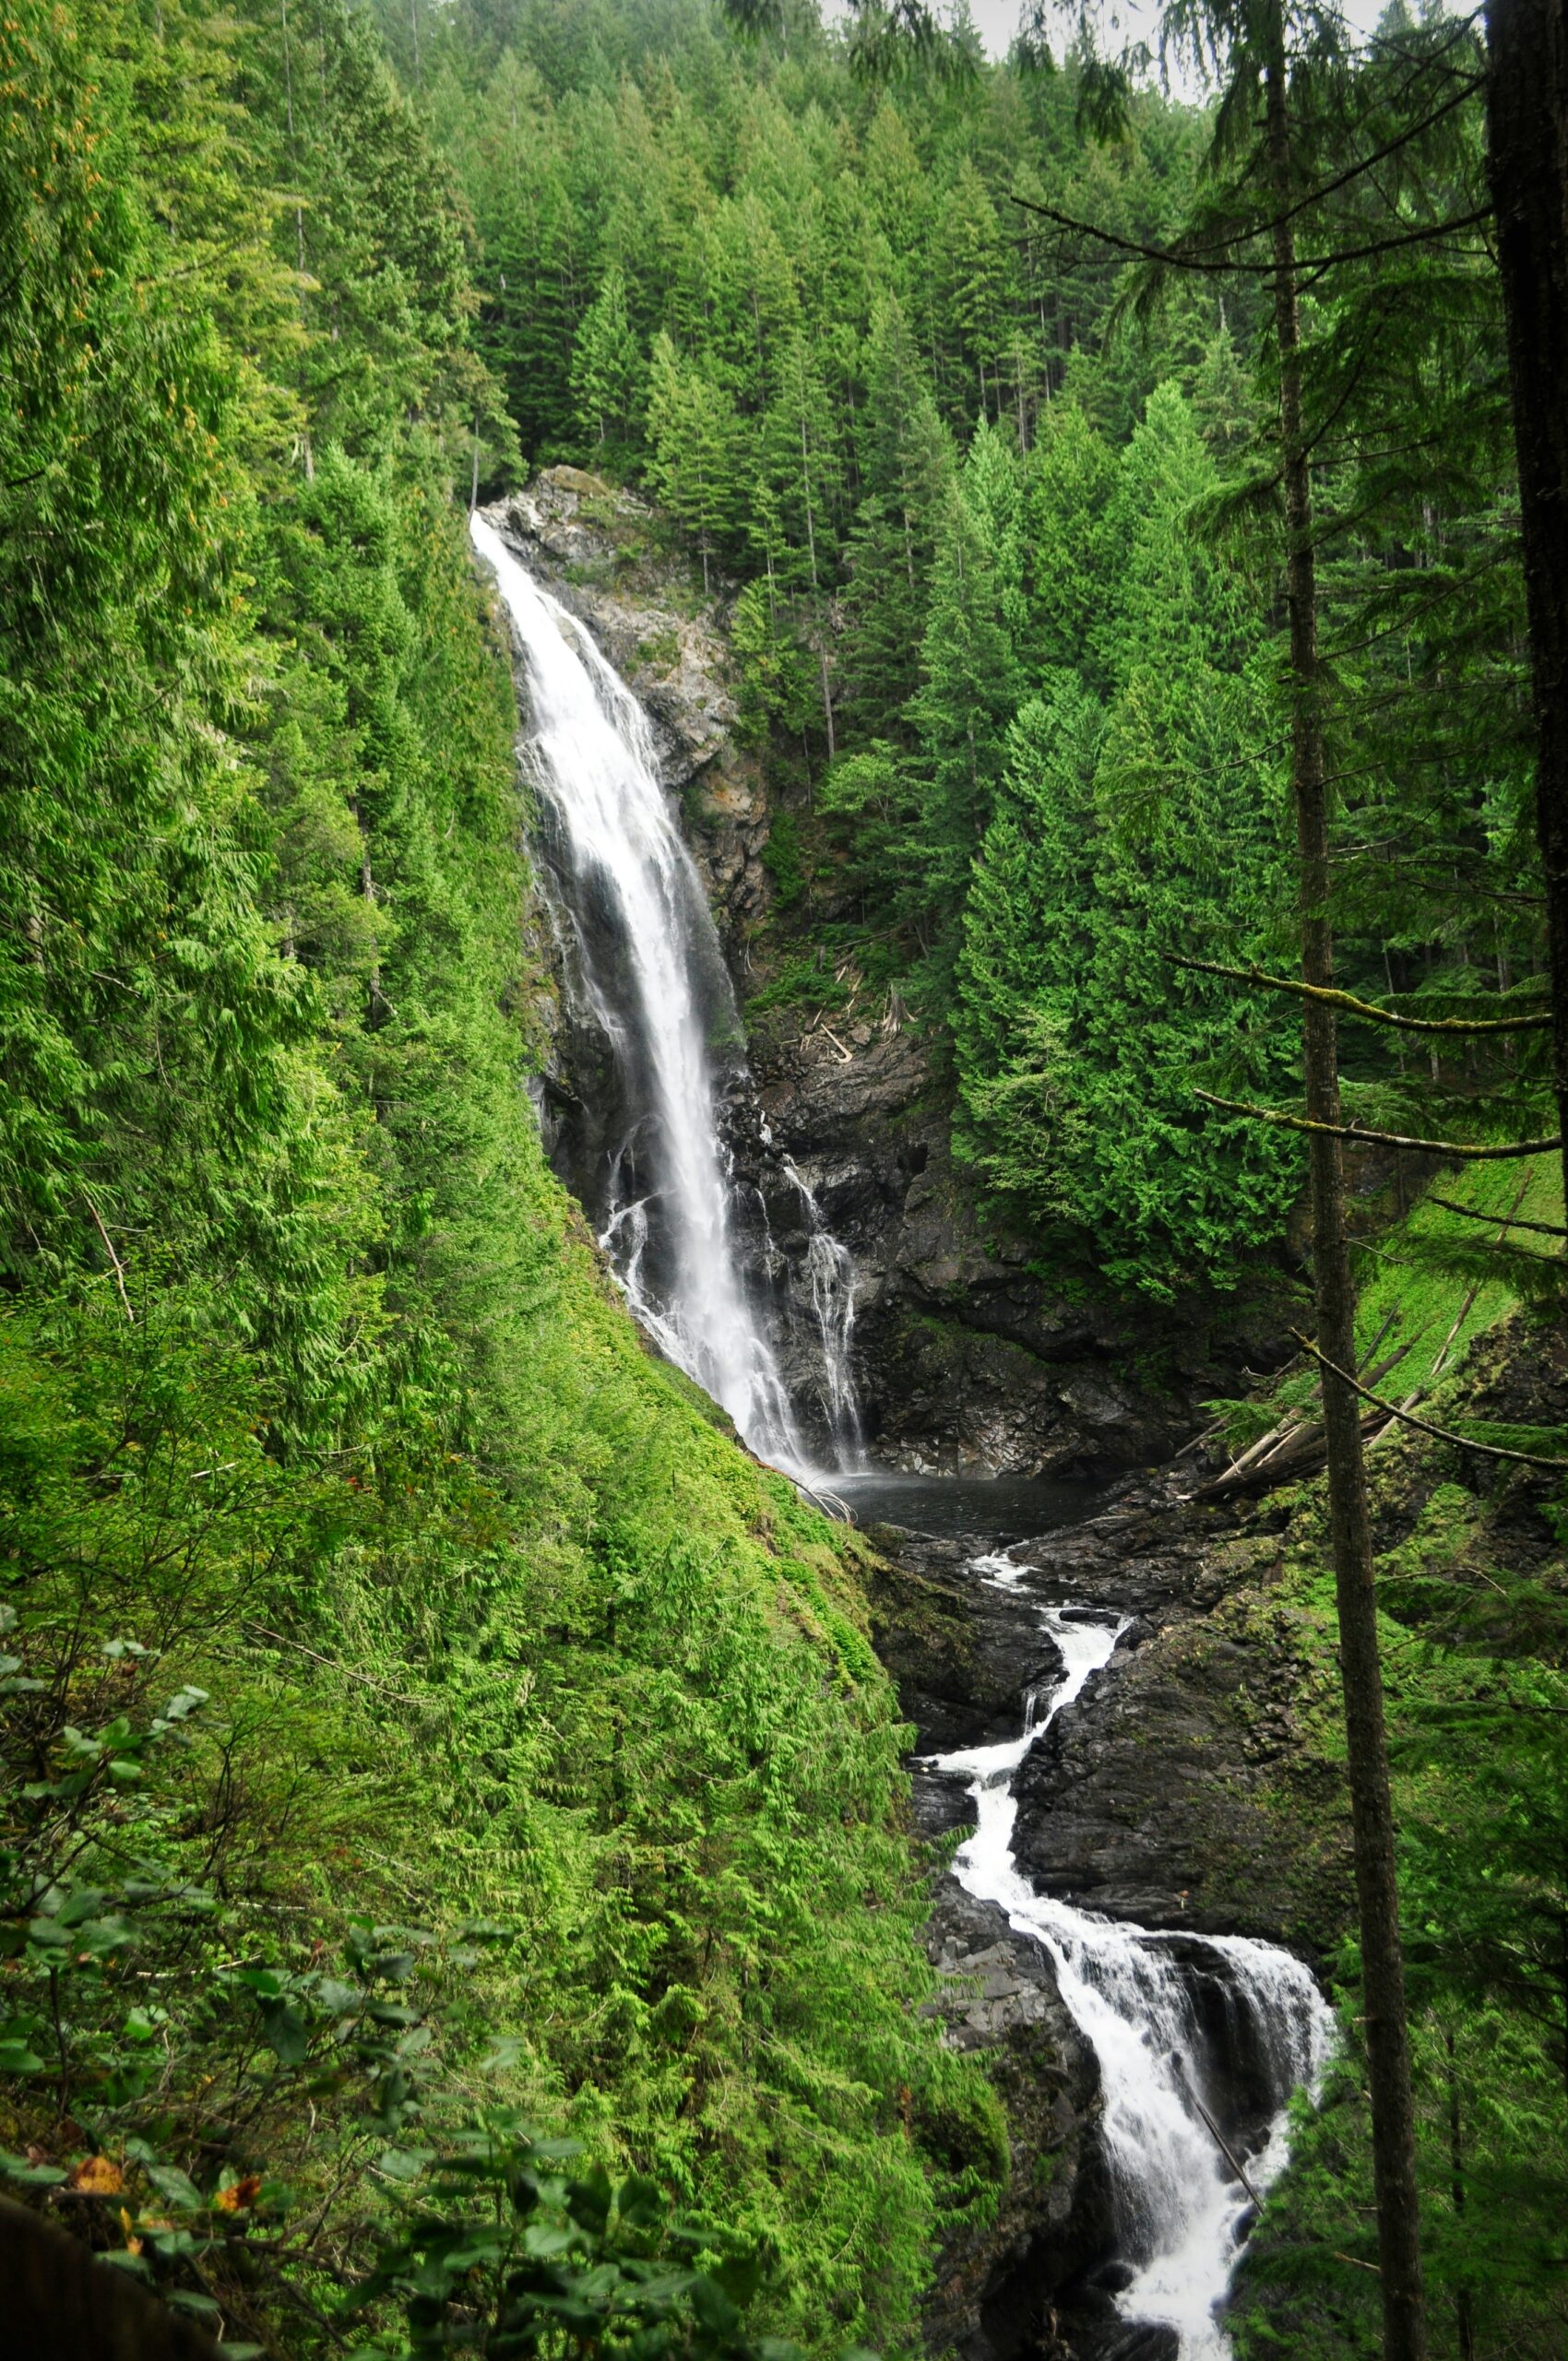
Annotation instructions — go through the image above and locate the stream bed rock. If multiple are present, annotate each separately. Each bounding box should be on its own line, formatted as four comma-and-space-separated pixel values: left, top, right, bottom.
922, 1880, 1107, 2361
866, 1468, 1347, 2359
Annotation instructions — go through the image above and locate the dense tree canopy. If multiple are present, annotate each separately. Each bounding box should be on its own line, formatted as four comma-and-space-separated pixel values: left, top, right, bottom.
3, 2, 1566, 2356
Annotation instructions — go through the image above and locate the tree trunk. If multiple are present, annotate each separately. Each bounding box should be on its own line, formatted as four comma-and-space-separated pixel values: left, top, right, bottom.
1263, 21, 1430, 2359
798, 406, 836, 758
1443, 2027, 1476, 2361
1485, 0, 1568, 1208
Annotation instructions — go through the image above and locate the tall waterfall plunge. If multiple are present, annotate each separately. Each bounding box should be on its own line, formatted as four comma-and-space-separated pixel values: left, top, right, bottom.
473, 512, 858, 1474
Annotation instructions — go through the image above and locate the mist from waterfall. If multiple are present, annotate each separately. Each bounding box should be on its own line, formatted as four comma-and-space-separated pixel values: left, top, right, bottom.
932, 1552, 1335, 2360
472, 512, 857, 1474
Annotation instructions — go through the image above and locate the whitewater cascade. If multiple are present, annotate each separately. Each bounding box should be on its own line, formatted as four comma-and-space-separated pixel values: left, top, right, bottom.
784, 1157, 861, 1461
472, 512, 858, 1472
932, 1552, 1334, 2360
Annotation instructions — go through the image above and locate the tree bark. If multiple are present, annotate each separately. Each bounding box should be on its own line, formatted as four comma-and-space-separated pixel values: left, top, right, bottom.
1443, 2027, 1476, 2361
1485, 0, 1568, 1214
1263, 18, 1430, 2358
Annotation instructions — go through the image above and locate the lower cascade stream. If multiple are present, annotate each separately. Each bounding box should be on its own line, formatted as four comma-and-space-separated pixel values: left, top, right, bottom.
932, 1548, 1335, 2360
471, 510, 857, 1475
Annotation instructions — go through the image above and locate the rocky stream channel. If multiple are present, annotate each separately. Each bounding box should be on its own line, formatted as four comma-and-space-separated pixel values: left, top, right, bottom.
861, 1472, 1340, 2361
474, 471, 1352, 2360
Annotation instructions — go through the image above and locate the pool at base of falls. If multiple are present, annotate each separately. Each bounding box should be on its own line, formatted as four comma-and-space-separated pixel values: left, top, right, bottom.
828, 1466, 1106, 1541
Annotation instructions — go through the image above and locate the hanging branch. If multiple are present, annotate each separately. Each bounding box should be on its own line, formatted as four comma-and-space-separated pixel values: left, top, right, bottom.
1428, 1177, 1530, 1379
1425, 1194, 1568, 1239
81, 1191, 134, 1323
1193, 1090, 1560, 1159
1167, 953, 1550, 1033
1289, 1333, 1568, 1466
1006, 189, 1491, 281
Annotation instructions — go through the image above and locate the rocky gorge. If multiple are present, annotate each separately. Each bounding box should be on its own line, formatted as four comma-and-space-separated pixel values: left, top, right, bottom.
484, 469, 1286, 1481
477, 469, 1568, 2361
860, 1302, 1568, 2356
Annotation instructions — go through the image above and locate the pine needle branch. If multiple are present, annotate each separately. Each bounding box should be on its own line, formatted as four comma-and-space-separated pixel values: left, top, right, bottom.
1193, 1091, 1560, 1160
1167, 954, 1550, 1033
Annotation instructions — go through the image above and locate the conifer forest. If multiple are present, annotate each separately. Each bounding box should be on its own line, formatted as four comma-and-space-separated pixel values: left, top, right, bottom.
4, 2, 1568, 2357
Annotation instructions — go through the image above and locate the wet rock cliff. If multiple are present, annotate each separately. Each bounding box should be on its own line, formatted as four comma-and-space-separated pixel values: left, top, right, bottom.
487, 467, 1284, 1477
749, 1015, 1289, 1477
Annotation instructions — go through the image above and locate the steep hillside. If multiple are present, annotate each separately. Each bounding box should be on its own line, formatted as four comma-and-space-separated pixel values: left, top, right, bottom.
0, 7, 1001, 2350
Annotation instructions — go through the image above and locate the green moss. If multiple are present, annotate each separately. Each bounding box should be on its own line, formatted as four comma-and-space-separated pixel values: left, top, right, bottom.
634, 627, 681, 672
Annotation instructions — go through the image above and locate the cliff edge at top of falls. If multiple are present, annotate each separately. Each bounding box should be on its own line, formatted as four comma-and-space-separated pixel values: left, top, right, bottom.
481, 470, 773, 943
482, 469, 1294, 1480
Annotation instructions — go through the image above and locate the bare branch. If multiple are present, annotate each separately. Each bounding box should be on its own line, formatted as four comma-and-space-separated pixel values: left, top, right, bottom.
241, 1622, 430, 1708
1006, 190, 1491, 280
1425, 1194, 1568, 1240
1289, 1332, 1568, 1466
81, 1192, 134, 1322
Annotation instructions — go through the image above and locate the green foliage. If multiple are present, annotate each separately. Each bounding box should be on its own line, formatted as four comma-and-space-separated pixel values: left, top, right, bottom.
0, 4, 1006, 2352
647, 334, 747, 593
760, 814, 808, 912
345, 2114, 828, 2361
952, 390, 1300, 1294
0, 3, 309, 1257
572, 267, 647, 469
730, 582, 817, 751
1204, 1152, 1568, 2360
0, 1241, 1002, 2346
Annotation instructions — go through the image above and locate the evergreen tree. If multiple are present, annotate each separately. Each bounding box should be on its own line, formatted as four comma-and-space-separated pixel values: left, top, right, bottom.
1021, 400, 1123, 691
646, 332, 747, 592
569, 264, 644, 465
955, 389, 1299, 1293
837, 296, 954, 742
933, 156, 1008, 422
954, 681, 1104, 1210
904, 474, 1023, 966
458, 59, 585, 461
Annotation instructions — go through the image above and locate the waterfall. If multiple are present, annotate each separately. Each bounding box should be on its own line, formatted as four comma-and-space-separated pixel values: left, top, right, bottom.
784, 1158, 861, 1461
932, 1552, 1334, 2359
472, 512, 858, 1473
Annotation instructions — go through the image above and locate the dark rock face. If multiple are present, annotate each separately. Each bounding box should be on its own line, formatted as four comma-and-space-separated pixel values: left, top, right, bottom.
866, 1527, 1070, 1765
921, 1883, 1110, 2361
750, 1018, 1289, 1479
995, 1483, 1351, 1951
